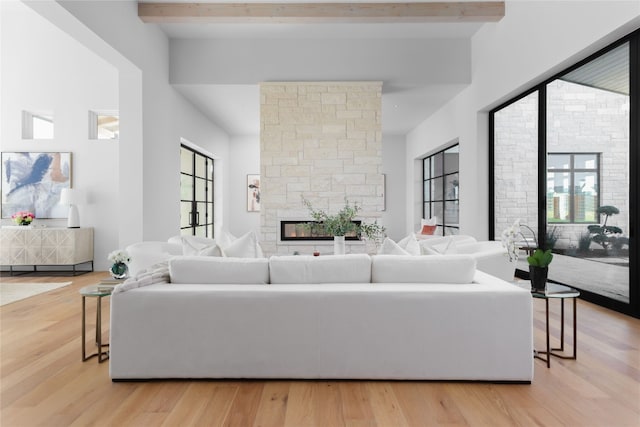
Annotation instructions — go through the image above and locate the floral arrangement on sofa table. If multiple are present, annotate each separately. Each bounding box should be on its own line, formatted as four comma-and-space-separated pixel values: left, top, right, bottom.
108, 249, 131, 280
12, 211, 35, 226
301, 196, 385, 240
501, 219, 553, 292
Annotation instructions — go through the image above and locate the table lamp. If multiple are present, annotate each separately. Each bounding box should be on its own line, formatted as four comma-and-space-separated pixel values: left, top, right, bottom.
59, 188, 85, 228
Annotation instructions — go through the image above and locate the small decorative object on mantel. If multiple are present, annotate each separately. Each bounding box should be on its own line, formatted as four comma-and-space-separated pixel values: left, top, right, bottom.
11, 211, 35, 226
301, 196, 386, 255
501, 219, 554, 293
108, 249, 131, 280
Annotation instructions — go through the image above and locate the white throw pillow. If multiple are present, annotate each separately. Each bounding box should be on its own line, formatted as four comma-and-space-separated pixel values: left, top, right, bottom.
430, 239, 458, 255
396, 234, 421, 256
378, 238, 410, 255
179, 236, 222, 257
220, 231, 263, 258
371, 254, 476, 284
421, 217, 437, 226
169, 256, 269, 284
269, 254, 372, 284
216, 230, 237, 249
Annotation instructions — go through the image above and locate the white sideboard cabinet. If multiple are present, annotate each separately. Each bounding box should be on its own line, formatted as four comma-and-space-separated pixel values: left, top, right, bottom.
0, 227, 94, 275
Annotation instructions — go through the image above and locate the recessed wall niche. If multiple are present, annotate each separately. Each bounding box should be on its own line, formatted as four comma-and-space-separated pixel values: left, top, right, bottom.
88, 110, 119, 140
22, 110, 54, 139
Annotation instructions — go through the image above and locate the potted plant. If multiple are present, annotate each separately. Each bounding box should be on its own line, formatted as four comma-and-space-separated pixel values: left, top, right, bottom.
527, 248, 553, 293
501, 219, 554, 293
302, 196, 385, 254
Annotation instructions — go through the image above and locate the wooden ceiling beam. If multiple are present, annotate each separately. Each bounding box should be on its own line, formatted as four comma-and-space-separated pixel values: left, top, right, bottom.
138, 2, 505, 24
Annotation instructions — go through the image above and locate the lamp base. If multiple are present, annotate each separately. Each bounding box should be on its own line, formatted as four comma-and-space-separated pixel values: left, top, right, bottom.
67, 204, 80, 228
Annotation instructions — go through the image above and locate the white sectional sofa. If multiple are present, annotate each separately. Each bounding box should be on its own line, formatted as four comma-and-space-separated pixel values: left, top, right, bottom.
109, 253, 533, 382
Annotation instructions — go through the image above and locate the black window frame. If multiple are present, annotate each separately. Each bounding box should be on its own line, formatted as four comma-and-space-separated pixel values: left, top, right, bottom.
547, 152, 601, 224
180, 144, 215, 238
423, 143, 459, 236
489, 28, 639, 319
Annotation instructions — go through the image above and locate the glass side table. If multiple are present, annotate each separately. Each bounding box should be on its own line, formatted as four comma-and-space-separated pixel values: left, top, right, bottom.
532, 283, 580, 368
80, 285, 112, 363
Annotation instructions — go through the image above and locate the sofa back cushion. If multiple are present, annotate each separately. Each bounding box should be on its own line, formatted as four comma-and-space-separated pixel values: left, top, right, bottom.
269, 254, 371, 284
371, 254, 476, 284
169, 256, 269, 284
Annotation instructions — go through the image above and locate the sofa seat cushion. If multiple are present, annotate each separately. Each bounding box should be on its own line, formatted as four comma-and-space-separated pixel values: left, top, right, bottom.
169, 256, 269, 284
269, 254, 371, 284
371, 254, 476, 284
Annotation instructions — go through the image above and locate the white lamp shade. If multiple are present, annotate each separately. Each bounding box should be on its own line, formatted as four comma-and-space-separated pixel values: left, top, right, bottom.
59, 188, 85, 205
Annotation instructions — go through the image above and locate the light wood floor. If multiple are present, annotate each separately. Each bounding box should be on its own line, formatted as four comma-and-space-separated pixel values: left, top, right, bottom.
1, 272, 639, 426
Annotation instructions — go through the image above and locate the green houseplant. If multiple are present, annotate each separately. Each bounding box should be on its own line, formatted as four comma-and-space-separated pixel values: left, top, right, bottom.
301, 196, 385, 254
502, 219, 554, 293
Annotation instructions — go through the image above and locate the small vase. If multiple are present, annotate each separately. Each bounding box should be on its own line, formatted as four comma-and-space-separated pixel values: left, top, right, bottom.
529, 266, 548, 294
110, 262, 129, 280
334, 235, 346, 255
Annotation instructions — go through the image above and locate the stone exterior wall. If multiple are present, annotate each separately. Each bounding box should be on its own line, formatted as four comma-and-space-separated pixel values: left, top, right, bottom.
494, 91, 539, 240
260, 82, 383, 256
494, 81, 629, 249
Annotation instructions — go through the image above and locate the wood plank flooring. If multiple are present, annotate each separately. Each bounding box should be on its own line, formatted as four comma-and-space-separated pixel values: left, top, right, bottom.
1, 272, 639, 426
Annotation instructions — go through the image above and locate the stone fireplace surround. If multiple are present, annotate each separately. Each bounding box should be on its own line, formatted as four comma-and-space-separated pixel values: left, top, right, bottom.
260, 82, 384, 256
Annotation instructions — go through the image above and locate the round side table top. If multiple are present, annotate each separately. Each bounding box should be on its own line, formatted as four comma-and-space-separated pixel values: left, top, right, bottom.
531, 283, 580, 299
79, 285, 113, 297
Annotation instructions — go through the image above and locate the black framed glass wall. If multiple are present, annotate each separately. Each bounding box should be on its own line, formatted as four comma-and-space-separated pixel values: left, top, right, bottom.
180, 145, 214, 237
423, 144, 459, 235
490, 30, 638, 318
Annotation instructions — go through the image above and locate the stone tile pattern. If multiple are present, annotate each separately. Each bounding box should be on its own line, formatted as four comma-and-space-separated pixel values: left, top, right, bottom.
494, 80, 629, 249
260, 82, 383, 256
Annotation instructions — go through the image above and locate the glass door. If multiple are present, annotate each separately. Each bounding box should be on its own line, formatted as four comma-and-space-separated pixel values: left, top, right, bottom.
491, 31, 638, 317
180, 145, 214, 237
546, 42, 630, 304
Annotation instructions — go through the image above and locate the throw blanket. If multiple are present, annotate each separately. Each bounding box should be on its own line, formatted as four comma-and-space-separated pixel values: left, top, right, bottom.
113, 262, 170, 294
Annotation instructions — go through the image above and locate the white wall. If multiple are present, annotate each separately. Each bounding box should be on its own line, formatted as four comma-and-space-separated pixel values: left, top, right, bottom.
228, 135, 261, 237
381, 135, 407, 241
406, 0, 640, 240
20, 0, 232, 268
1, 1, 121, 270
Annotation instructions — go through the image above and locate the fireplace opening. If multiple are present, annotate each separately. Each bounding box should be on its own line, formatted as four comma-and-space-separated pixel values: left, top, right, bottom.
280, 220, 362, 241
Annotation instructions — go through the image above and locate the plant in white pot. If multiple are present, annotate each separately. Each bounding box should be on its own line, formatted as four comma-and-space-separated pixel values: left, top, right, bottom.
302, 196, 385, 254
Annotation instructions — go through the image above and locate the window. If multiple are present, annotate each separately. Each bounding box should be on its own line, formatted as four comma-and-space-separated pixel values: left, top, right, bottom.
547, 153, 600, 223
22, 111, 54, 139
423, 144, 459, 235
89, 111, 119, 139
490, 31, 637, 317
180, 145, 214, 237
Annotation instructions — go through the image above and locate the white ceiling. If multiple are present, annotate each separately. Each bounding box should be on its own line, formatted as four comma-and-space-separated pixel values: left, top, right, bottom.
149, 3, 485, 136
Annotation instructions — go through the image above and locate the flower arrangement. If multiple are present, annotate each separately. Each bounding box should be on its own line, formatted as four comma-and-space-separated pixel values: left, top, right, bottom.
12, 211, 35, 226
501, 219, 553, 268
108, 249, 131, 279
301, 196, 385, 240
108, 249, 131, 265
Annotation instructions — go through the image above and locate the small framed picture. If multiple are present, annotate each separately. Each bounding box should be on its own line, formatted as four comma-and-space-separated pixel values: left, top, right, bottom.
247, 174, 260, 212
